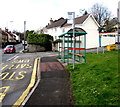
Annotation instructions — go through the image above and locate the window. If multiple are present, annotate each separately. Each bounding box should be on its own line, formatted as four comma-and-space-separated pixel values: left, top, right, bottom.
62, 28, 65, 33
55, 36, 57, 39
55, 28, 57, 32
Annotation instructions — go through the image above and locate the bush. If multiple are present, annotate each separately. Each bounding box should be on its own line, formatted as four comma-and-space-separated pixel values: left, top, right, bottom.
27, 33, 53, 51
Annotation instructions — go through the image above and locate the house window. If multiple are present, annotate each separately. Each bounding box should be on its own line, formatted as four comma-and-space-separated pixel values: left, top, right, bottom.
55, 28, 57, 32
103, 35, 107, 37
55, 36, 57, 40
62, 28, 65, 33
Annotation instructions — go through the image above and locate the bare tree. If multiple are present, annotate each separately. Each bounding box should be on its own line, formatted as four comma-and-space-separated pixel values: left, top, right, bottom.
90, 3, 111, 27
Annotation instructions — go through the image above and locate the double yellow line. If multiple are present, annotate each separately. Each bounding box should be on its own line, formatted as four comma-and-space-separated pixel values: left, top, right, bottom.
13, 58, 39, 106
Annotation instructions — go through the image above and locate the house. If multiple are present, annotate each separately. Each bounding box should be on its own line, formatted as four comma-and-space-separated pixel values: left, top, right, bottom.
45, 17, 67, 40
2, 29, 17, 48
2, 30, 8, 43
44, 14, 100, 49
5, 29, 16, 43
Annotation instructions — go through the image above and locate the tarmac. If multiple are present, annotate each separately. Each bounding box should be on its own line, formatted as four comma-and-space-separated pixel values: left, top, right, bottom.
25, 56, 72, 106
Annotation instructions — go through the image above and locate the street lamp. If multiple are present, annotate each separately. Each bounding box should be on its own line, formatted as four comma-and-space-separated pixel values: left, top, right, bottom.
24, 21, 26, 51
68, 12, 75, 69
117, 2, 120, 43
6, 21, 14, 31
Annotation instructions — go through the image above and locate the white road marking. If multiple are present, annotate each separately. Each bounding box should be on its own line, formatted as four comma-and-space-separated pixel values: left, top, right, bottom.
13, 56, 19, 60
7, 54, 18, 61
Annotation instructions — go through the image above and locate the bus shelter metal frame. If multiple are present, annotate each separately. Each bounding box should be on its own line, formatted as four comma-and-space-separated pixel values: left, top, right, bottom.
58, 30, 87, 65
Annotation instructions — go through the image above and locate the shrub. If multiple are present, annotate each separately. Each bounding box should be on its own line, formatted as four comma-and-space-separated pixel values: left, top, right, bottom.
27, 33, 53, 51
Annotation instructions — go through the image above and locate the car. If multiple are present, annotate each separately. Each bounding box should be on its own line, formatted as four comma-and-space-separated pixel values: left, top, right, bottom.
4, 45, 16, 54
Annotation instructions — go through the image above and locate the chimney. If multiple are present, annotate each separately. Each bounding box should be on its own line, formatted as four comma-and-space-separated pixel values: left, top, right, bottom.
49, 18, 54, 25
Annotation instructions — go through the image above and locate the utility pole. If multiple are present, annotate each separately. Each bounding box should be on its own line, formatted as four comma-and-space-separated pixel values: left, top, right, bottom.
24, 21, 26, 51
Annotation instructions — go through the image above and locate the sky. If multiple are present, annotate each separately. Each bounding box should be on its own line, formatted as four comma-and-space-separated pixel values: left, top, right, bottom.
0, 0, 119, 32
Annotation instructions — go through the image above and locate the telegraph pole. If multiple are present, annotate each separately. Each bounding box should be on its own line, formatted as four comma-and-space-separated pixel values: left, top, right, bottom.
24, 21, 26, 51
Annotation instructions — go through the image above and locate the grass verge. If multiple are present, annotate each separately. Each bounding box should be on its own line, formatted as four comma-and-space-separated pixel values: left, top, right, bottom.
66, 50, 119, 105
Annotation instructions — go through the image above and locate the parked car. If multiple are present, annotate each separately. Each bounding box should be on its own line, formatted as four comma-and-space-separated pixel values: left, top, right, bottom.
4, 45, 16, 53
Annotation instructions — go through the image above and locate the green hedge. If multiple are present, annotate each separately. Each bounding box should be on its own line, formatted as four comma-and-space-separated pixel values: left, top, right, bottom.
27, 33, 53, 51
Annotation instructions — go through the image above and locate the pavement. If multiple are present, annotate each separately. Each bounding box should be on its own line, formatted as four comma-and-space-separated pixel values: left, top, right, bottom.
24, 56, 72, 106
22, 44, 120, 106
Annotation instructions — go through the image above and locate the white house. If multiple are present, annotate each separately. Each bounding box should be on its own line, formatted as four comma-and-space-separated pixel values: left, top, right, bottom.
45, 14, 100, 49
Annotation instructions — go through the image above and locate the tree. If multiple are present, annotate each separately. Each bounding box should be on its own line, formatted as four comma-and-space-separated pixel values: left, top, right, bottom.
79, 9, 88, 16
104, 17, 118, 32
90, 3, 111, 32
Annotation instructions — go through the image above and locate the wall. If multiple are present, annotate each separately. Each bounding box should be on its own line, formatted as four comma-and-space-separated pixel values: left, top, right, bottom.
47, 27, 63, 41
28, 44, 45, 52
101, 37, 116, 46
81, 16, 99, 49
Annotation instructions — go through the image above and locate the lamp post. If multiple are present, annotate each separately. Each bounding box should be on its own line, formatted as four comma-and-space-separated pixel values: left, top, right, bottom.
24, 21, 26, 51
6, 21, 14, 31
118, 2, 120, 43
68, 12, 75, 69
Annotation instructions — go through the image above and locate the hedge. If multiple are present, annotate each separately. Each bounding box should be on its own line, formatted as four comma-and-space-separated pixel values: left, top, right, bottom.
27, 33, 53, 51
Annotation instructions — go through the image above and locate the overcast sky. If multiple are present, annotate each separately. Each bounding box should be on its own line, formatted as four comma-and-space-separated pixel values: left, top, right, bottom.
0, 0, 119, 32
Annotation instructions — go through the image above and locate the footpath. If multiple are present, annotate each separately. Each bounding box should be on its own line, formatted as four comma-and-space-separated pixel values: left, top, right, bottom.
25, 56, 72, 106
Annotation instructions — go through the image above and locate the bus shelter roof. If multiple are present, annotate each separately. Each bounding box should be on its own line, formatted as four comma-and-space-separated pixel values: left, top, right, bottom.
59, 27, 87, 37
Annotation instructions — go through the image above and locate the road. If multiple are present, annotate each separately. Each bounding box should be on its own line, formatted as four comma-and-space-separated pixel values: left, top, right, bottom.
1, 45, 58, 106
2, 43, 23, 63
1, 55, 39, 106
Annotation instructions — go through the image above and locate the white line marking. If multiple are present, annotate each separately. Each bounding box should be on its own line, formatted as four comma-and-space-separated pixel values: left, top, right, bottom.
21, 79, 40, 106
13, 56, 19, 60
19, 49, 23, 53
7, 54, 18, 61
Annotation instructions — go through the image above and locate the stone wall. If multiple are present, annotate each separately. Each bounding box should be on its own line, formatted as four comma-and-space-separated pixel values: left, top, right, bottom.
28, 44, 45, 52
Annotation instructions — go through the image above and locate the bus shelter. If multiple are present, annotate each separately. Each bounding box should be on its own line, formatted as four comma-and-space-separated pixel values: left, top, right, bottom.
58, 27, 87, 65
